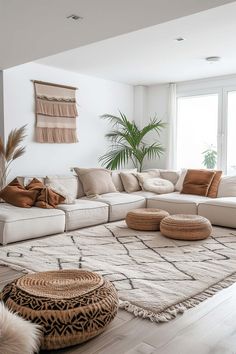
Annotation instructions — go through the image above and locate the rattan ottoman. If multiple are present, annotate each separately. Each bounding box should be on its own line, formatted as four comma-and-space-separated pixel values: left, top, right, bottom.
160, 214, 212, 240
126, 208, 169, 231
0, 269, 119, 350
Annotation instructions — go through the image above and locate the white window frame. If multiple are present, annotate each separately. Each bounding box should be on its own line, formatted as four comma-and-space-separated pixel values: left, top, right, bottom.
222, 86, 236, 174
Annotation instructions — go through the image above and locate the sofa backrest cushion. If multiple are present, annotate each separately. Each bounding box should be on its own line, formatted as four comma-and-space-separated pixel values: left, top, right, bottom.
207, 170, 222, 198
217, 175, 236, 197
159, 170, 180, 185
74, 168, 117, 197
181, 169, 215, 196
175, 169, 187, 191
45, 175, 82, 199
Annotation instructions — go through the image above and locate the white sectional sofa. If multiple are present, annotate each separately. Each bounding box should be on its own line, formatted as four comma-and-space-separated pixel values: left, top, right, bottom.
1, 170, 236, 245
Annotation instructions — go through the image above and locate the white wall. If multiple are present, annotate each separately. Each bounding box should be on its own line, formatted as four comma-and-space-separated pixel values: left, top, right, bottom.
3, 62, 133, 179
133, 84, 170, 169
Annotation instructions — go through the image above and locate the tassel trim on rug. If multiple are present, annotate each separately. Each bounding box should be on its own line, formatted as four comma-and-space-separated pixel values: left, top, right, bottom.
119, 272, 236, 323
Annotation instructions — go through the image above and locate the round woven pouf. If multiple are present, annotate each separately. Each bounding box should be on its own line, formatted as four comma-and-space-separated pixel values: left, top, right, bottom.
160, 214, 212, 240
126, 208, 169, 231
0, 269, 119, 350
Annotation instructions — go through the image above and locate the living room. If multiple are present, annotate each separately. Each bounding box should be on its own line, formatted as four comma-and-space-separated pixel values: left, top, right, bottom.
1, 1, 236, 353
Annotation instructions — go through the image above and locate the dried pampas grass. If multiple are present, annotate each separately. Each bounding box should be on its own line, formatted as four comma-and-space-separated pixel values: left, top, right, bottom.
0, 125, 27, 188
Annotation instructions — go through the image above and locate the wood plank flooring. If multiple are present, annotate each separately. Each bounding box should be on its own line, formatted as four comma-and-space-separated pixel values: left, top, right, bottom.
1, 265, 236, 354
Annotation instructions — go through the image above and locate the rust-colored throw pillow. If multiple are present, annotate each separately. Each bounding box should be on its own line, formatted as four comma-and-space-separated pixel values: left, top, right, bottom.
26, 178, 45, 191
26, 178, 65, 208
35, 187, 65, 209
181, 169, 216, 196
0, 178, 38, 208
207, 170, 222, 198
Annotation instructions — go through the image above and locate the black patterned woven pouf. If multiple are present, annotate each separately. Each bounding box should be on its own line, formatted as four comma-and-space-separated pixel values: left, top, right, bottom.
0, 269, 119, 350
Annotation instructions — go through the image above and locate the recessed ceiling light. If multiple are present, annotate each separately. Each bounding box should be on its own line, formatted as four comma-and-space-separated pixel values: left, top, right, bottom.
175, 37, 185, 42
205, 56, 221, 63
67, 14, 83, 21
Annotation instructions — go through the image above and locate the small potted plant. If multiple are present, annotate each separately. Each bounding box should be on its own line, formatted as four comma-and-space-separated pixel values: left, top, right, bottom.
202, 145, 217, 169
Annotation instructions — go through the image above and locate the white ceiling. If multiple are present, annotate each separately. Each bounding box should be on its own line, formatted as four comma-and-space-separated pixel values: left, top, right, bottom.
38, 2, 236, 85
0, 0, 234, 70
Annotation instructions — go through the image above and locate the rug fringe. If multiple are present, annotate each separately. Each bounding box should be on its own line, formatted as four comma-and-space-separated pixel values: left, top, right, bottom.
119, 272, 236, 323
0, 261, 33, 274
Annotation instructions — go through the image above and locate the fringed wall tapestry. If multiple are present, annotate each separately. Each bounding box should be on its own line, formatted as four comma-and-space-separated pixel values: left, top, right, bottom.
33, 80, 78, 143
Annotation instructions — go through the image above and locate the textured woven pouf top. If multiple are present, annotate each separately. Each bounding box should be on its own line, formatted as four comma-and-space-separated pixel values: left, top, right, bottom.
160, 214, 212, 240
0, 269, 119, 350
126, 208, 169, 231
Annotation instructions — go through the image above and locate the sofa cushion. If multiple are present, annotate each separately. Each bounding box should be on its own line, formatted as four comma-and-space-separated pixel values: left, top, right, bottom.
181, 169, 215, 196
175, 169, 187, 191
159, 170, 180, 185
0, 203, 65, 245
198, 197, 236, 228
131, 190, 157, 198
217, 175, 236, 197
74, 168, 116, 196
85, 192, 146, 222
120, 172, 141, 193
45, 175, 82, 198
0, 179, 38, 208
147, 192, 210, 215
57, 200, 109, 231
207, 170, 222, 198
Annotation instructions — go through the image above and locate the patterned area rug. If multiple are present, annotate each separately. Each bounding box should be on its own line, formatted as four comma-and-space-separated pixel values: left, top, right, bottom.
1, 221, 236, 322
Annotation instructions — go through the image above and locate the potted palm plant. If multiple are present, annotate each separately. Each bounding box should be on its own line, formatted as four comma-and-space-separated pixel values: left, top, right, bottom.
0, 125, 27, 190
99, 112, 165, 172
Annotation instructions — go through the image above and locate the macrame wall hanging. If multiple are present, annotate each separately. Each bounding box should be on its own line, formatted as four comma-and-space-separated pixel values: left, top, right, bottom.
33, 80, 78, 143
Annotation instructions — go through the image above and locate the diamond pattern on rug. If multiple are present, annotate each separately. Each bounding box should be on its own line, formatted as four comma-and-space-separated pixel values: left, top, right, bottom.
1, 221, 236, 322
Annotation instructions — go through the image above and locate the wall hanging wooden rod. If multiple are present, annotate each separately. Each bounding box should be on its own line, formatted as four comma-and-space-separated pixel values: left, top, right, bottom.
31, 80, 78, 90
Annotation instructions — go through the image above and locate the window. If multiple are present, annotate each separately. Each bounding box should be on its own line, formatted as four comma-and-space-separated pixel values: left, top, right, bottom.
227, 91, 236, 175
177, 94, 218, 170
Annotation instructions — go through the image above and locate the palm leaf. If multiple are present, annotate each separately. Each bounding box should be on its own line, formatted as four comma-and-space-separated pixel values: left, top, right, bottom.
100, 111, 165, 171
99, 144, 133, 170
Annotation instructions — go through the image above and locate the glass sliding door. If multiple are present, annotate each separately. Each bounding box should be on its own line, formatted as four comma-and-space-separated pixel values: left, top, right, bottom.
227, 91, 236, 175
176, 94, 219, 170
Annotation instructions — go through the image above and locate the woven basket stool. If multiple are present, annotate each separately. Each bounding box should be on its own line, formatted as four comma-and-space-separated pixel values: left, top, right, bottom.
0, 269, 119, 350
160, 214, 212, 240
126, 208, 169, 231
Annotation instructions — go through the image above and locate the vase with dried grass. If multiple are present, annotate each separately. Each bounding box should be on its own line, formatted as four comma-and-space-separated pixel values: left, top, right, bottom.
0, 125, 27, 194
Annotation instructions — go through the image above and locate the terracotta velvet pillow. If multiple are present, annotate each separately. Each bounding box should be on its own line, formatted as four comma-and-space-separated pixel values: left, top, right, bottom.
0, 178, 38, 208
25, 178, 65, 208
181, 169, 216, 196
207, 170, 222, 198
35, 187, 65, 209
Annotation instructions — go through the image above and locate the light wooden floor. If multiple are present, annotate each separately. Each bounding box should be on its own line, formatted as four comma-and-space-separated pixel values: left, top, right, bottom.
1, 265, 236, 354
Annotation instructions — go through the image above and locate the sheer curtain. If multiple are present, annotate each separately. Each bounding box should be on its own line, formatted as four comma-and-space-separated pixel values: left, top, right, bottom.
167, 83, 177, 169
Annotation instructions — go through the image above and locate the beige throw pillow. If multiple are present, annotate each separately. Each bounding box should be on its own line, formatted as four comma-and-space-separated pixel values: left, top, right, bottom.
111, 169, 137, 192
120, 172, 141, 193
136, 170, 160, 189
74, 168, 117, 197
